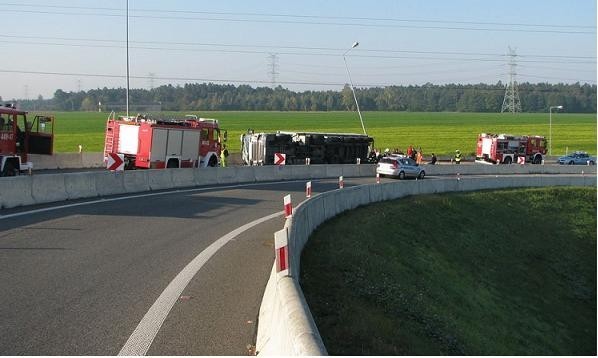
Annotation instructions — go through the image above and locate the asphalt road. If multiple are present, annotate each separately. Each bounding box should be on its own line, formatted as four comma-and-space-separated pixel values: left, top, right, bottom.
0, 177, 374, 355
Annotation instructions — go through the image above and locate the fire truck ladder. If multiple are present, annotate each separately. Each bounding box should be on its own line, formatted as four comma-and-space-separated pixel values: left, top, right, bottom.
103, 111, 117, 155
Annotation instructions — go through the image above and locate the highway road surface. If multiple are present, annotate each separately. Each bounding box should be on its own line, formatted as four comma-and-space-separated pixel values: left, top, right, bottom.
0, 177, 375, 355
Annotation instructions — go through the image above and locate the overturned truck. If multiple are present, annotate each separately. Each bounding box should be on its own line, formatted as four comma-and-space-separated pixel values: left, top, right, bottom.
241, 130, 374, 165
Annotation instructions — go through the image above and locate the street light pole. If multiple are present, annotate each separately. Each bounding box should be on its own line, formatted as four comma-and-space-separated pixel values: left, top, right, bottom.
549, 105, 563, 156
343, 42, 367, 136
125, 0, 130, 118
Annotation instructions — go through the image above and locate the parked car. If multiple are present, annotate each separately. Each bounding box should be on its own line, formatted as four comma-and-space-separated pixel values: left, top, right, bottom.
557, 151, 596, 165
376, 156, 425, 179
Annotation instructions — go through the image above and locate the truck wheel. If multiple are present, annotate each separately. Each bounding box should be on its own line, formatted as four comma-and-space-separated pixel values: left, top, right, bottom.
503, 157, 512, 165
166, 159, 179, 168
2, 162, 18, 176
532, 155, 542, 164
208, 155, 218, 167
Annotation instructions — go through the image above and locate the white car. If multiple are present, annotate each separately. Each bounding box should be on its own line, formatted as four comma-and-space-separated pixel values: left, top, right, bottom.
376, 156, 425, 179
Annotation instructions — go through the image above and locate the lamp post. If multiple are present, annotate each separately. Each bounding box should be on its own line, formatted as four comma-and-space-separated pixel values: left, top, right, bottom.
549, 105, 563, 156
125, 0, 130, 118
343, 42, 367, 136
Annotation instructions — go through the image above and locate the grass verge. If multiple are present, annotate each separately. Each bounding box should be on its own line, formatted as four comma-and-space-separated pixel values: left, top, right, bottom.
300, 187, 596, 355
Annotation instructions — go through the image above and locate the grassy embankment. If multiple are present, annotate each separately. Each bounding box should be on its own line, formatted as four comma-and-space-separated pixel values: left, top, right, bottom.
44, 111, 596, 156
300, 187, 596, 355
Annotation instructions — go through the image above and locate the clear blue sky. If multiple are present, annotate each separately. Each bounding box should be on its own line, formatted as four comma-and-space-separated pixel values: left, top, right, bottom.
0, 0, 595, 100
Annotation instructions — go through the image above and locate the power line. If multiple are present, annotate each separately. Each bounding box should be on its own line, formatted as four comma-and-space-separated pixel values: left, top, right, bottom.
0, 8, 594, 35
1, 2, 594, 30
0, 34, 595, 62
1, 68, 594, 88
1, 38, 594, 65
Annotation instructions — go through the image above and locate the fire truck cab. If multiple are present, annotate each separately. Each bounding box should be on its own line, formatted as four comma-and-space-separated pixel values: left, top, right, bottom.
476, 133, 546, 165
0, 104, 54, 176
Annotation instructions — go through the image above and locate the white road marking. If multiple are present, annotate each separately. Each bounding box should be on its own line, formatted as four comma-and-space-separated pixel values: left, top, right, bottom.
118, 210, 283, 356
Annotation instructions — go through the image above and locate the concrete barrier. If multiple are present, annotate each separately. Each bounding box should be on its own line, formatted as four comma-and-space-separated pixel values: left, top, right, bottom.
256, 175, 596, 356
147, 169, 173, 191
94, 171, 127, 196
31, 174, 68, 205
64, 172, 98, 200
0, 176, 35, 208
29, 152, 104, 170
124, 171, 150, 194
0, 162, 594, 210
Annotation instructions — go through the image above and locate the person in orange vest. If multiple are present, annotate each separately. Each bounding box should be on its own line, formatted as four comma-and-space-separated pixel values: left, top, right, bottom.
416, 150, 423, 165
407, 145, 413, 158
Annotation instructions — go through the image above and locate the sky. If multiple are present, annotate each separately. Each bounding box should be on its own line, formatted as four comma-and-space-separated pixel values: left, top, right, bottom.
0, 0, 596, 100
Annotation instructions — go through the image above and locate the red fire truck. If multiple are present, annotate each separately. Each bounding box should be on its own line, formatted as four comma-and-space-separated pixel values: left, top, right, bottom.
0, 104, 54, 176
104, 113, 226, 169
476, 133, 547, 165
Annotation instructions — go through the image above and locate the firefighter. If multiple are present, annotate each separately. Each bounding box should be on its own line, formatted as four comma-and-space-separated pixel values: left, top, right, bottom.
220, 144, 229, 167
455, 149, 462, 164
416, 149, 423, 165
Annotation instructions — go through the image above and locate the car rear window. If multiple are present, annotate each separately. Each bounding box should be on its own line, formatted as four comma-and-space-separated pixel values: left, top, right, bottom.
380, 158, 396, 164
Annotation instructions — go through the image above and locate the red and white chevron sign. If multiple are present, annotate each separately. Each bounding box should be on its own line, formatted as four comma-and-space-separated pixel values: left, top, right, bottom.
517, 156, 526, 165
306, 181, 312, 198
107, 153, 124, 171
339, 176, 344, 189
274, 152, 286, 165
283, 194, 292, 218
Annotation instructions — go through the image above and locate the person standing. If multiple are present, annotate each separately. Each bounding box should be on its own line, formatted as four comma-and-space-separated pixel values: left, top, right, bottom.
430, 153, 437, 165
455, 149, 462, 164
221, 144, 229, 167
416, 150, 423, 165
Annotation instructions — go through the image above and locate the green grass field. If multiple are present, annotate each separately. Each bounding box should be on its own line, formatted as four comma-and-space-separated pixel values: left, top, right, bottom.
44, 111, 596, 157
300, 187, 596, 355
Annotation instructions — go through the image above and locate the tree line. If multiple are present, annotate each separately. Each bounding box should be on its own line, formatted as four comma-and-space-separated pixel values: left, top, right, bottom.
10, 82, 597, 113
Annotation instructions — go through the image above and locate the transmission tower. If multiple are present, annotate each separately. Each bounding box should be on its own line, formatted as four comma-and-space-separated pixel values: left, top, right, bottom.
501, 46, 522, 114
148, 72, 156, 90
268, 53, 279, 87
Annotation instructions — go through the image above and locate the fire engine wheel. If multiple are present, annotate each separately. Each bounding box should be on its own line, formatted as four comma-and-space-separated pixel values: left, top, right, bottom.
532, 156, 542, 164
398, 171, 406, 180
503, 157, 512, 165
2, 162, 18, 176
208, 155, 218, 167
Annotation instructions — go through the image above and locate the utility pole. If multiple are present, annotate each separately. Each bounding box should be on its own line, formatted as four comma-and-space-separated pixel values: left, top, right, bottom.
501, 46, 522, 114
268, 53, 279, 88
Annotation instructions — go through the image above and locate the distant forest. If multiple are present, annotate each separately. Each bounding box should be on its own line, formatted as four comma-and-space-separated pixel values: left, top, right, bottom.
9, 82, 597, 113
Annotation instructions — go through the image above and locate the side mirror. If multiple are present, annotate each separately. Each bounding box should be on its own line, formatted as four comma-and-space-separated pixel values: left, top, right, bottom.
223, 130, 228, 142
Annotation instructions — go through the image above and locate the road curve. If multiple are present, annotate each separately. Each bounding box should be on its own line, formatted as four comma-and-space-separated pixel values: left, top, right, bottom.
0, 178, 373, 355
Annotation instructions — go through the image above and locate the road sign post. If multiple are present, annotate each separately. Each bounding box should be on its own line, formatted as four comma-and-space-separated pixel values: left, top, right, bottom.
306, 181, 312, 198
